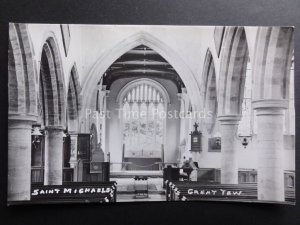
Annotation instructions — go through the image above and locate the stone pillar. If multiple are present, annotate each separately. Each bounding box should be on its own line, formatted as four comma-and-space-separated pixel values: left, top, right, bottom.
253, 99, 287, 201
69, 133, 78, 181
44, 126, 64, 185
8, 115, 36, 201
218, 115, 241, 184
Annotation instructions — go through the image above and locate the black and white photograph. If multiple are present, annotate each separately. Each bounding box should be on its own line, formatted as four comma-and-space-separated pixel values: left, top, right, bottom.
7, 24, 295, 205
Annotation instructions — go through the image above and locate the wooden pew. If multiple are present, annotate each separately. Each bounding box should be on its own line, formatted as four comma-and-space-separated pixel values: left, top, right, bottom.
285, 186, 296, 203
30, 181, 117, 204
166, 181, 295, 203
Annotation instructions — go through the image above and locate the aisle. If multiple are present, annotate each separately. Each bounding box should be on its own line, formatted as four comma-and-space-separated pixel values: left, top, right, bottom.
115, 177, 166, 202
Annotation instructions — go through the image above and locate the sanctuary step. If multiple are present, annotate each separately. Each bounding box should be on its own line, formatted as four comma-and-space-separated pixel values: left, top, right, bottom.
116, 177, 166, 202
111, 170, 163, 178
115, 177, 165, 194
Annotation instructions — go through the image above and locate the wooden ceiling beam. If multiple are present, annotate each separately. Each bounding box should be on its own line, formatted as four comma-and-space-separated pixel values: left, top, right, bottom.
116, 54, 167, 62
113, 60, 170, 66
126, 49, 158, 55
107, 67, 177, 75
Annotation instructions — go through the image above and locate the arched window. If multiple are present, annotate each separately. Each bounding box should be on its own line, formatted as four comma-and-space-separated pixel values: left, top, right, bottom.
119, 79, 169, 157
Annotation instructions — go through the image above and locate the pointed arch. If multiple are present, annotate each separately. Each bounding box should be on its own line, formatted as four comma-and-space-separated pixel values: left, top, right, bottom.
39, 35, 66, 127
218, 27, 249, 115
252, 27, 294, 101
8, 23, 37, 117
81, 31, 201, 118
202, 49, 217, 133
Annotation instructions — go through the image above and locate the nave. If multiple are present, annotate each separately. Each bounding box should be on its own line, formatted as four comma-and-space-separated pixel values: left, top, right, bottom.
8, 24, 295, 204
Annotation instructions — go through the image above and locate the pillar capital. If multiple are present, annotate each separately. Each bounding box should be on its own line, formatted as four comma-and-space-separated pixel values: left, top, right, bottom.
253, 99, 288, 116
218, 114, 241, 125
252, 99, 288, 110
8, 113, 37, 123
44, 125, 65, 131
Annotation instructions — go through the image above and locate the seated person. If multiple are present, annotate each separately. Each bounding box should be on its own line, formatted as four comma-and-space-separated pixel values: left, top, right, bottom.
188, 158, 199, 181
181, 157, 195, 181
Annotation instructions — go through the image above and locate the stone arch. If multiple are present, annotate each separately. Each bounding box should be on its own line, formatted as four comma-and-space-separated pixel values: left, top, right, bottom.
218, 27, 249, 115
8, 23, 37, 117
39, 36, 66, 127
252, 27, 294, 101
67, 64, 82, 131
251, 27, 294, 202
202, 49, 217, 134
81, 32, 201, 119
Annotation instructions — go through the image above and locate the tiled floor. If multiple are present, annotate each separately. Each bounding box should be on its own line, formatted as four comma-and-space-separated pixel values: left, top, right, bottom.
117, 193, 166, 202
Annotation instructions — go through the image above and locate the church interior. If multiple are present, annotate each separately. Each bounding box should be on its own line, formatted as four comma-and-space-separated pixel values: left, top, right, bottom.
8, 24, 295, 204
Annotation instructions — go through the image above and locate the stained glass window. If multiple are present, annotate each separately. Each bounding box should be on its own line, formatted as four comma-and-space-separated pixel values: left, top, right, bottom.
121, 82, 166, 157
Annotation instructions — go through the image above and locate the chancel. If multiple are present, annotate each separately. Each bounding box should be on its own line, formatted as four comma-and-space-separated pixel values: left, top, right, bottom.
7, 24, 295, 204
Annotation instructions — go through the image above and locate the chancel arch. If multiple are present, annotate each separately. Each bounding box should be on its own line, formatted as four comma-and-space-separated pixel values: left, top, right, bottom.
81, 31, 201, 125
101, 43, 184, 171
